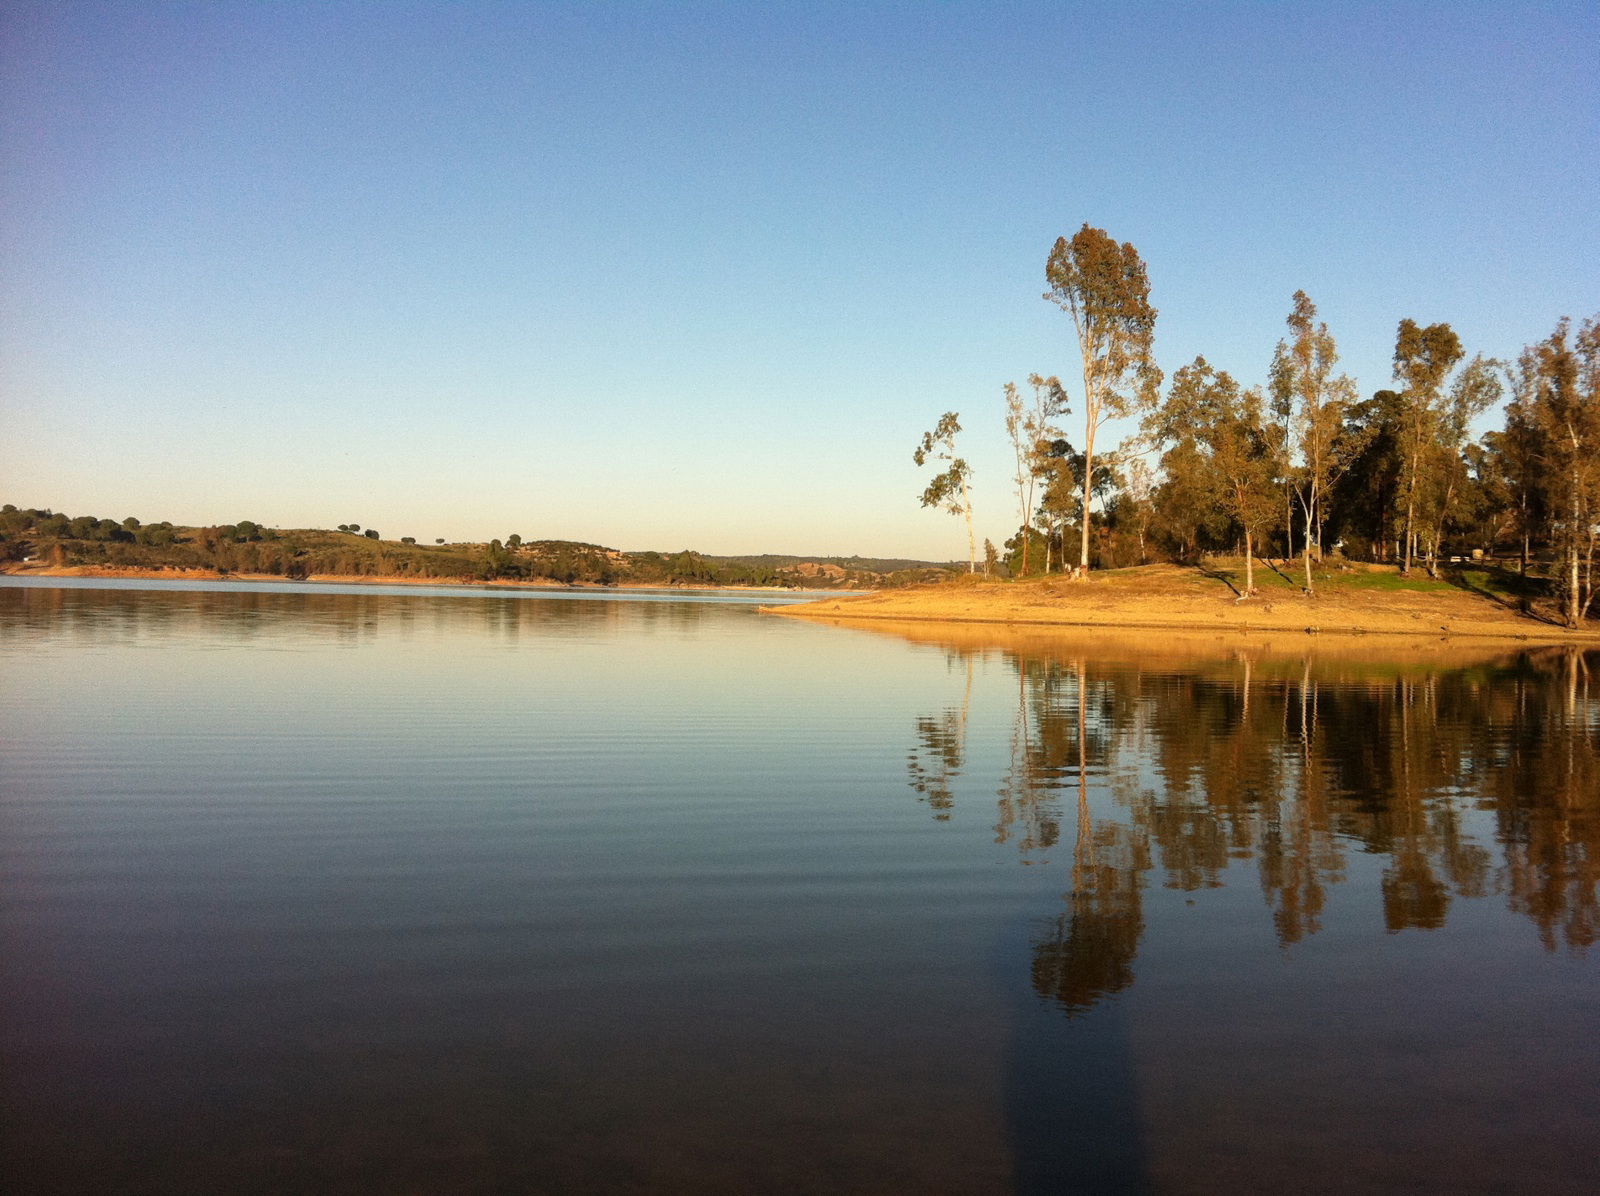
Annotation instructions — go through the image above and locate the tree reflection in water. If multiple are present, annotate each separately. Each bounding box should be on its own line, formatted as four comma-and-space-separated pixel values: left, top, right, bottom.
904, 654, 973, 821
910, 641, 1600, 1014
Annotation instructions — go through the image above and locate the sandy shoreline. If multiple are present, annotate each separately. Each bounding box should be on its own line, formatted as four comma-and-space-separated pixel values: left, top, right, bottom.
763, 566, 1600, 646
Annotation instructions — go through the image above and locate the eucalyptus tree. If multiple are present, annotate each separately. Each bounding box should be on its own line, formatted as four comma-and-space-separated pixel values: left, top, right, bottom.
1151, 437, 1219, 560
1269, 291, 1363, 595
1158, 358, 1282, 594
1326, 389, 1405, 560
914, 411, 976, 572
1522, 317, 1600, 626
1416, 355, 1502, 575
1003, 382, 1034, 576
1121, 458, 1155, 564
1003, 374, 1068, 576
1486, 365, 1548, 572
1391, 319, 1465, 572
1045, 225, 1161, 576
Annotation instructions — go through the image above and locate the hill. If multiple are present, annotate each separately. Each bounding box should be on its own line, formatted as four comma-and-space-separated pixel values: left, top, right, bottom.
0, 504, 952, 590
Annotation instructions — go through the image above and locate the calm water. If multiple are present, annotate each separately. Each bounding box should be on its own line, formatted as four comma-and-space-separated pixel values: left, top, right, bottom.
3, 580, 1597, 1193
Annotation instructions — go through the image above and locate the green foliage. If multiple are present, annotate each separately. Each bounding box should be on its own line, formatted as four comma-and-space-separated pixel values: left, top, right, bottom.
914, 411, 976, 571
1044, 223, 1161, 572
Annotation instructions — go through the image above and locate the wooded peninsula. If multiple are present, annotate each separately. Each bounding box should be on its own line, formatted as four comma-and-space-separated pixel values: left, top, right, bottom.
891, 223, 1598, 634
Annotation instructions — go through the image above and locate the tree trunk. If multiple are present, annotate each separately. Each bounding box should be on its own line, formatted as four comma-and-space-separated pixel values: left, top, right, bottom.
1583, 525, 1596, 622
1403, 495, 1415, 573
1079, 433, 1095, 576
1286, 506, 1296, 566
961, 477, 976, 573
1570, 495, 1581, 628
1302, 498, 1315, 595
1244, 529, 1255, 596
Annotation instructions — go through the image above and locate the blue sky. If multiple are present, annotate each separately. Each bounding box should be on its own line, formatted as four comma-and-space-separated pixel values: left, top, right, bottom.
3, 1, 1595, 558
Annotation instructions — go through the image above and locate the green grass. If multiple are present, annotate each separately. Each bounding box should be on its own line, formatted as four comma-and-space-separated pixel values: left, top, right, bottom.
1330, 569, 1453, 593
1187, 558, 1552, 601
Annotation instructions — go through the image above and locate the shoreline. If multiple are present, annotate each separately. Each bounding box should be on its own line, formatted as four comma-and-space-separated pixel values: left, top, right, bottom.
0, 564, 838, 596
764, 603, 1591, 646
762, 567, 1600, 646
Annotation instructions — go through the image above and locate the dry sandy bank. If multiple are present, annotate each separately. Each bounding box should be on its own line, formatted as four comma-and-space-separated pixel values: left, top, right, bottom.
764, 564, 1600, 647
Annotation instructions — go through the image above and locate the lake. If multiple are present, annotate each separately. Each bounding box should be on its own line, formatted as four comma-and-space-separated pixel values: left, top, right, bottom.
3, 579, 1597, 1193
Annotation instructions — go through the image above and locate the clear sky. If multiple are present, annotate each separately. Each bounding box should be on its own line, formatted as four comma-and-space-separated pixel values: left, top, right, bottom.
3, 1, 1595, 559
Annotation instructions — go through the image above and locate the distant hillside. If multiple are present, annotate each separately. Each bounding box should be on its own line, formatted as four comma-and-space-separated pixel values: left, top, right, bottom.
688, 553, 958, 574
0, 504, 956, 590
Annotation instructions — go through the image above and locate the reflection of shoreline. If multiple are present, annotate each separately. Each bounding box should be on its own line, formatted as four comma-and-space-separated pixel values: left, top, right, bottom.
2, 566, 850, 597
812, 615, 1576, 671
0, 581, 770, 648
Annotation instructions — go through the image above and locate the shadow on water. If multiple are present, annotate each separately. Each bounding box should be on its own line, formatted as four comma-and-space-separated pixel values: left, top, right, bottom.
1003, 660, 1151, 1192
904, 650, 1153, 1186
1003, 996, 1149, 1195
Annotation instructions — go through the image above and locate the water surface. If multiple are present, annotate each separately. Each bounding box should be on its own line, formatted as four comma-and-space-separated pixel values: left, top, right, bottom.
3, 581, 1596, 1192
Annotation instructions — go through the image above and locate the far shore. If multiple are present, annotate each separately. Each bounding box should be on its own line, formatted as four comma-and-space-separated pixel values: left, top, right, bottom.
0, 564, 833, 595
763, 563, 1600, 646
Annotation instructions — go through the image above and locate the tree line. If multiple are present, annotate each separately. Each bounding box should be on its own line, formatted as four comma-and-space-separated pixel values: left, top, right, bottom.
913, 224, 1600, 625
0, 506, 929, 589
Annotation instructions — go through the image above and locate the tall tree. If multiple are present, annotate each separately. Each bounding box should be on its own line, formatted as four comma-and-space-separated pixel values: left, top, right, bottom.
1027, 374, 1068, 573
1392, 319, 1465, 573
1004, 381, 1028, 572
1488, 362, 1549, 573
1417, 355, 1502, 575
1269, 291, 1362, 595
1522, 317, 1600, 626
1044, 224, 1161, 576
914, 411, 977, 572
